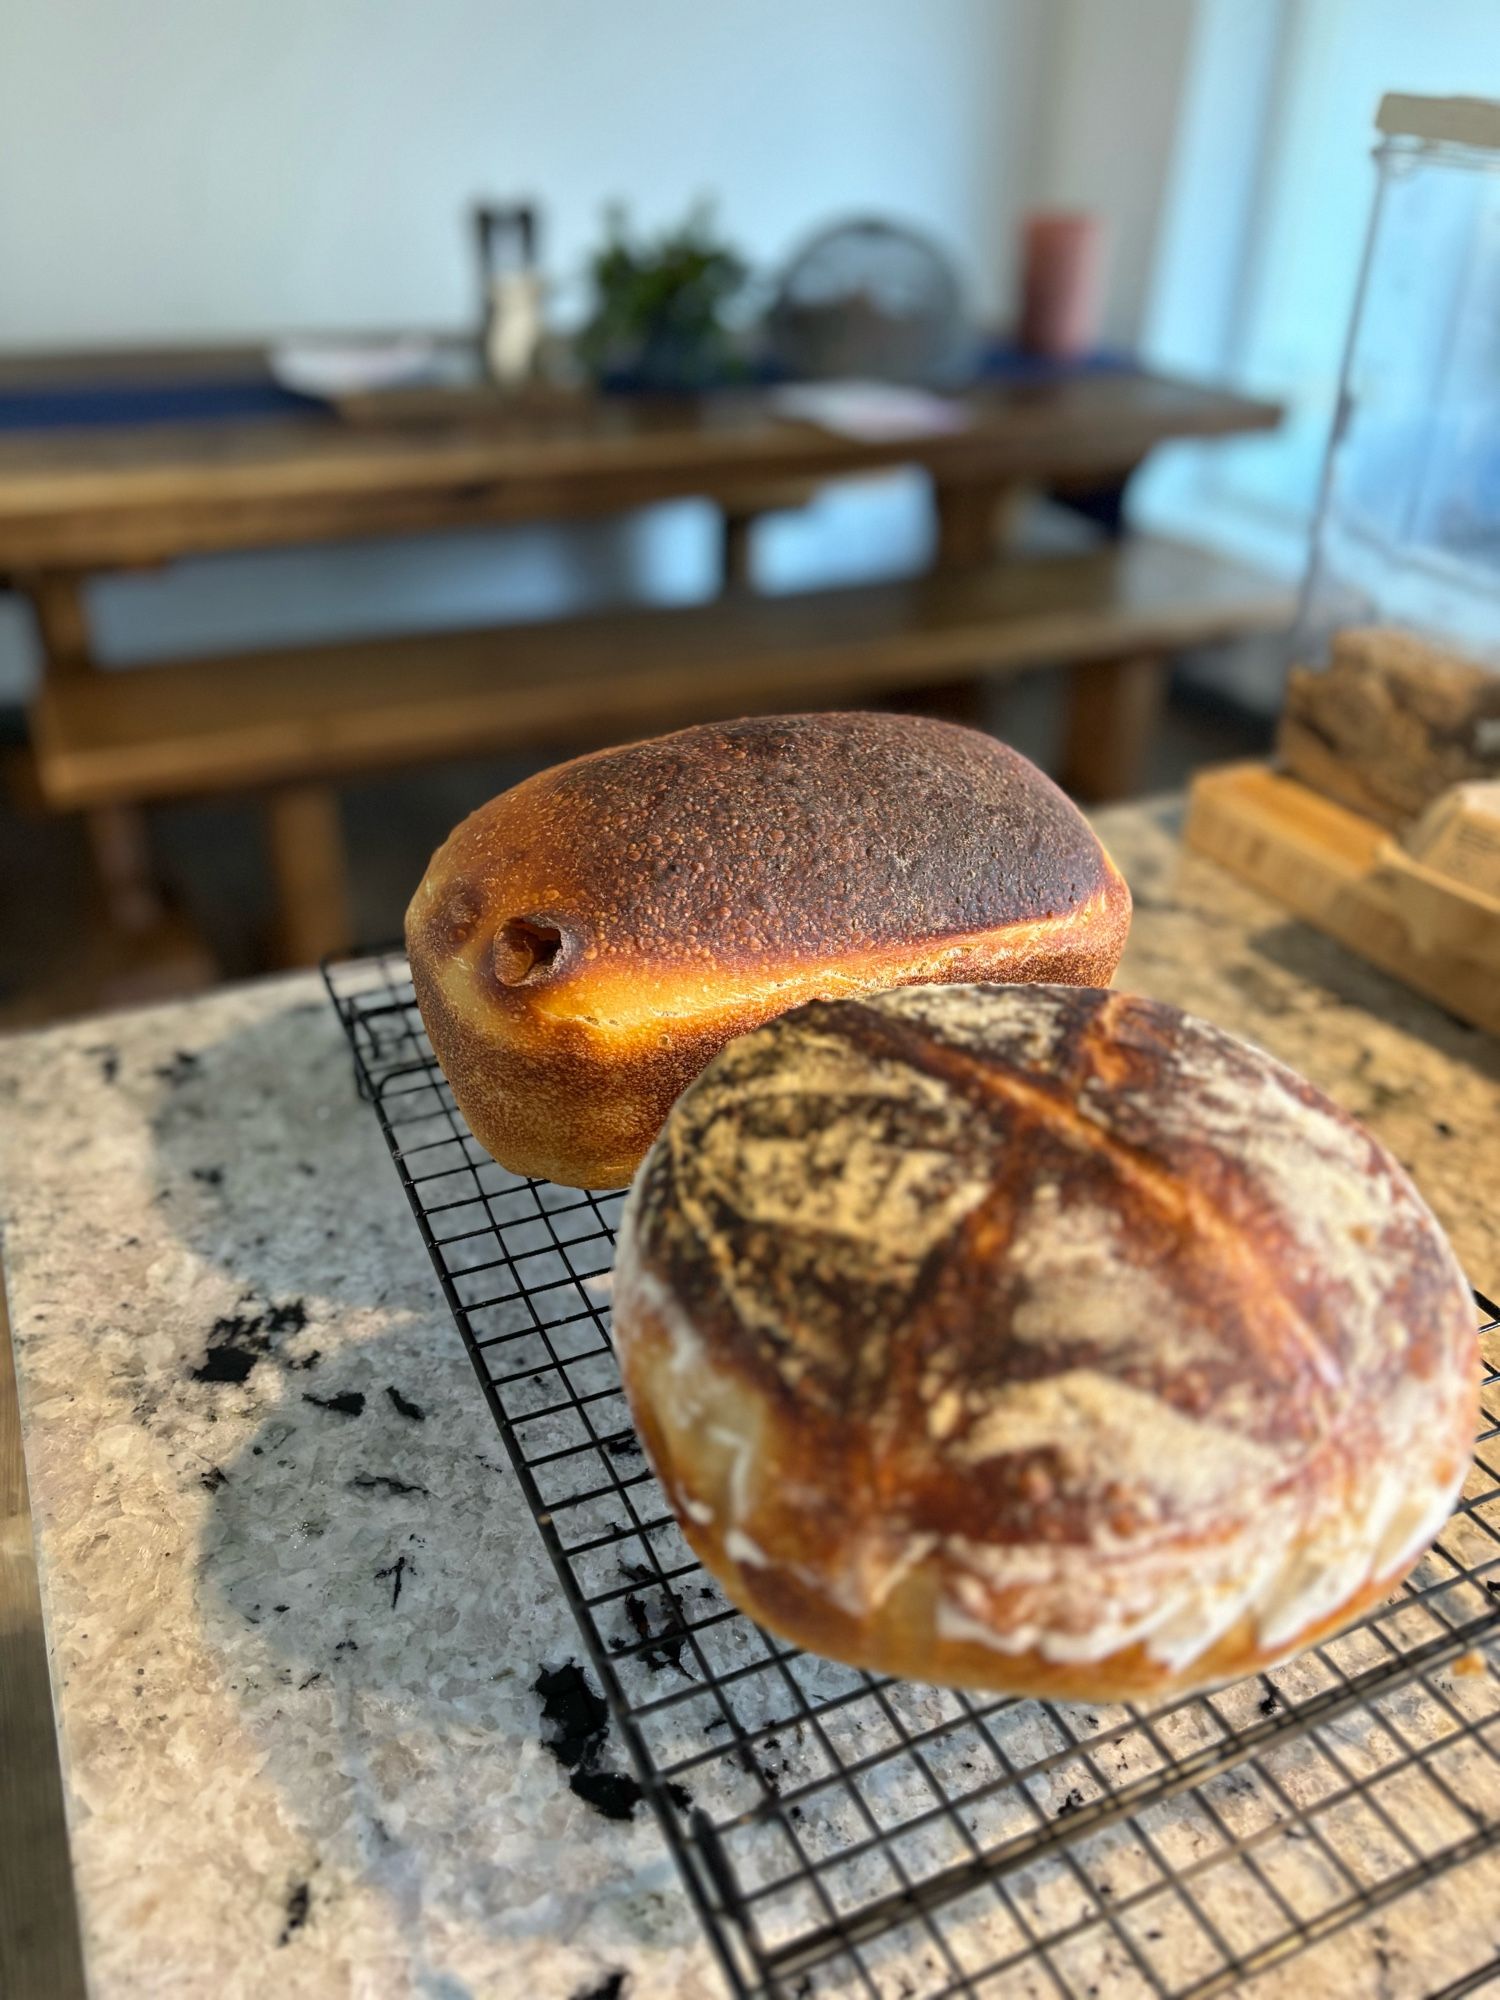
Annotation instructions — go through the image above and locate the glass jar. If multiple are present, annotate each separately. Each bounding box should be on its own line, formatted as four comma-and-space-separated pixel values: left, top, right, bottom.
1299, 95, 1500, 667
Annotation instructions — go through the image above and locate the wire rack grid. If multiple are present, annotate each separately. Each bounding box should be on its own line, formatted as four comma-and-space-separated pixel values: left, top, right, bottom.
324, 947, 1500, 2000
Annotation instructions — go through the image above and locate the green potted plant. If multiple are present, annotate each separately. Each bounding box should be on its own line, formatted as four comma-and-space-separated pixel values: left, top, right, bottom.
577, 202, 749, 393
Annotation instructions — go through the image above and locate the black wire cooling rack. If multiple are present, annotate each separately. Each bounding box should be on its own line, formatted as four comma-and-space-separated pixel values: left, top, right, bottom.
324, 948, 1500, 2000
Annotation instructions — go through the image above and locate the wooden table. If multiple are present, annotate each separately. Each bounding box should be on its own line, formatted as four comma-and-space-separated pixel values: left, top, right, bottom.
0, 351, 1281, 971
0, 354, 1277, 570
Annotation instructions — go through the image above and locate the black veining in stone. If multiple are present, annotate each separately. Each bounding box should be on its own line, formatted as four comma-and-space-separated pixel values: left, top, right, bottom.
568, 1770, 644, 1821
302, 1390, 365, 1417
375, 1553, 414, 1607
350, 1474, 429, 1497
534, 1660, 609, 1771
191, 1299, 312, 1385
193, 1334, 260, 1385
533, 1660, 690, 1824
277, 1881, 310, 1946
571, 1972, 628, 2000
385, 1385, 426, 1421
154, 1049, 202, 1087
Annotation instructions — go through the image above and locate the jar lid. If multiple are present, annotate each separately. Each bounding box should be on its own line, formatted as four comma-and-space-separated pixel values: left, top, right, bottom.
1377, 94, 1500, 153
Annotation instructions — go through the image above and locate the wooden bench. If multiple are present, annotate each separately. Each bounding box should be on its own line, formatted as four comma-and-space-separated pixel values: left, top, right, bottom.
27, 534, 1291, 964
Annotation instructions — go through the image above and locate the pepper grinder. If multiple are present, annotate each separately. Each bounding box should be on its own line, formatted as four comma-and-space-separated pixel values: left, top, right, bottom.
475, 203, 544, 388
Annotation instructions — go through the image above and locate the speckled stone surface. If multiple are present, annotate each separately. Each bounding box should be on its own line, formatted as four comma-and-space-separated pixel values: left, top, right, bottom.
0, 799, 1497, 2000
1105, 801, 1500, 1299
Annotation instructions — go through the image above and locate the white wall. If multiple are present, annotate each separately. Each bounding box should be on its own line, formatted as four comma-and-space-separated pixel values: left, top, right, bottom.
0, 0, 1057, 697
1030, 0, 1198, 349
0, 0, 1048, 348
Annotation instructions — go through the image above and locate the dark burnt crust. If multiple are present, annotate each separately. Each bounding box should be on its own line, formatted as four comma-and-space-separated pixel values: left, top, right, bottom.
410, 712, 1124, 983
633, 986, 1475, 1545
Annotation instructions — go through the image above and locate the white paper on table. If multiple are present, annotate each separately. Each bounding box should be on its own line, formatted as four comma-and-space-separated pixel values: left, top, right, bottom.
768, 379, 973, 443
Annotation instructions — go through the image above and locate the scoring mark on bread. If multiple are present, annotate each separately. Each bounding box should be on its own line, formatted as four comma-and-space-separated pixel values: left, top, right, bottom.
647, 984, 1439, 1503
616, 982, 1480, 1685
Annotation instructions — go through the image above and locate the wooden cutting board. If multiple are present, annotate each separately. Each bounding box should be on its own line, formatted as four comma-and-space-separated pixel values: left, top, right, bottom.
1184, 763, 1500, 1035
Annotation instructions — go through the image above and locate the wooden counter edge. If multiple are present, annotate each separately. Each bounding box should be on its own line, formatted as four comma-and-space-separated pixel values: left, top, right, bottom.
0, 1269, 87, 1999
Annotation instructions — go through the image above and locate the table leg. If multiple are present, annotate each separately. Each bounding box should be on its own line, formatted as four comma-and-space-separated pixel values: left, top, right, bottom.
1059, 653, 1167, 802
932, 478, 1028, 570
918, 479, 1024, 726
933, 483, 995, 570
22, 572, 94, 680
264, 783, 354, 966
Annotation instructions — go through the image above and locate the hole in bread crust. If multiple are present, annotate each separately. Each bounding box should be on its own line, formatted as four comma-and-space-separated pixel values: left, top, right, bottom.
494, 916, 565, 985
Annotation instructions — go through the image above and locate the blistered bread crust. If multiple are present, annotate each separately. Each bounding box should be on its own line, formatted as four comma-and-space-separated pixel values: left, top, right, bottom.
406, 713, 1131, 1187
612, 985, 1479, 1700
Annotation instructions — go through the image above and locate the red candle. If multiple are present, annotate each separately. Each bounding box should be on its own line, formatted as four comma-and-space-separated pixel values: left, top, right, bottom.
1018, 212, 1106, 362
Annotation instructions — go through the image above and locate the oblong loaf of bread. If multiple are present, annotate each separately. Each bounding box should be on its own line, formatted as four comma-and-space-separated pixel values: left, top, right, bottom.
612, 984, 1479, 1700
406, 713, 1130, 1187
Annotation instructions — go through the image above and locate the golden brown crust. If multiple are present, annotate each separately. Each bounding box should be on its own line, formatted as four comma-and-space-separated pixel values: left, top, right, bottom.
612, 985, 1479, 1699
406, 713, 1131, 1186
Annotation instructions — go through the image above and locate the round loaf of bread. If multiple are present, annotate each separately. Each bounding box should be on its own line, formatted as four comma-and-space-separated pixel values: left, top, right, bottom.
405, 713, 1130, 1187
612, 984, 1478, 1700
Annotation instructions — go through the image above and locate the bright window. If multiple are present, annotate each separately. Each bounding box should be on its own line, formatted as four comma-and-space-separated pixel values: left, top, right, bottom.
1135, 0, 1500, 575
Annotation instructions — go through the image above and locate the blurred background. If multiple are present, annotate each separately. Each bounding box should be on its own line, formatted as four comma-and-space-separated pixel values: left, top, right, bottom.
0, 0, 1496, 1025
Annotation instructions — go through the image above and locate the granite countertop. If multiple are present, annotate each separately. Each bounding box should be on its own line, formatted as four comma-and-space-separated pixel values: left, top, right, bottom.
2, 799, 1498, 2000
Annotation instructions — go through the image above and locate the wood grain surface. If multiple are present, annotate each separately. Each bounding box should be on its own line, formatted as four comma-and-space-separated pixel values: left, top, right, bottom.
30, 536, 1292, 811
1185, 763, 1500, 1036
0, 364, 1281, 570
0, 1278, 87, 2000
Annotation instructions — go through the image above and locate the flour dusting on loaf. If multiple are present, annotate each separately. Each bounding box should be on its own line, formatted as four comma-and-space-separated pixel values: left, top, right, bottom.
612, 983, 1479, 1699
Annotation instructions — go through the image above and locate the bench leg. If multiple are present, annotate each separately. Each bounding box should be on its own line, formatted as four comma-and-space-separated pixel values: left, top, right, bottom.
720, 509, 755, 591
20, 570, 94, 682
264, 783, 353, 967
716, 481, 821, 593
25, 571, 177, 939
1059, 653, 1167, 803
85, 804, 168, 933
